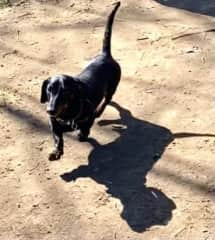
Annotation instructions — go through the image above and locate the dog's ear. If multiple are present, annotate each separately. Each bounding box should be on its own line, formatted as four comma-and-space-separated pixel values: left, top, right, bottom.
40, 78, 50, 103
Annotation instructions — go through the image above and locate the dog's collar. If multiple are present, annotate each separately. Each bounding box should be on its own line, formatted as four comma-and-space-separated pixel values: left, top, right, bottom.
55, 81, 94, 130
57, 97, 94, 130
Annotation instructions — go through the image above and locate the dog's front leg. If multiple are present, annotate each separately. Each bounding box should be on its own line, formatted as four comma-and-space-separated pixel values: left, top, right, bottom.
78, 117, 95, 142
48, 117, 64, 161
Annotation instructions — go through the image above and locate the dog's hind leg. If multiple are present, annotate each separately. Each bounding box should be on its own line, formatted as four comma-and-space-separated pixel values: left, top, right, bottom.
95, 79, 120, 118
94, 97, 107, 118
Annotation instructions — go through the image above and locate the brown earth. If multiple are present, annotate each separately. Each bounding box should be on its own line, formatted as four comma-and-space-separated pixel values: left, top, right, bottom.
0, 0, 215, 239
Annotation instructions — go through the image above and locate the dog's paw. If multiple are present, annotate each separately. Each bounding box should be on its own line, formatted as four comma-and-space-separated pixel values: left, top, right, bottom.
78, 131, 89, 142
78, 134, 88, 142
48, 149, 63, 161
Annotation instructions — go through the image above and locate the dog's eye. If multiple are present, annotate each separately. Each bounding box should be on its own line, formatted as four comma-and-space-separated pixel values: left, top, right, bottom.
47, 86, 52, 92
48, 86, 59, 95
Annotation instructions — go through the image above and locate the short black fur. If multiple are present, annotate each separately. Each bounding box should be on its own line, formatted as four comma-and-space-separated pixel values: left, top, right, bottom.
40, 2, 121, 160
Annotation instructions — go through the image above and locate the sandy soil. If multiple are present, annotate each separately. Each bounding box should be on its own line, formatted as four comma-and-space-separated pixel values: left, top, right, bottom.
0, 0, 215, 239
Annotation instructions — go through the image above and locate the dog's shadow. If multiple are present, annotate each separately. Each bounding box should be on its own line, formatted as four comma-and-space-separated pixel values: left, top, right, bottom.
155, 0, 215, 17
61, 102, 177, 232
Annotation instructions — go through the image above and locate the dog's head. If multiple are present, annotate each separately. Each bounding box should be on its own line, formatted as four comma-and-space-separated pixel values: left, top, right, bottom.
40, 75, 82, 117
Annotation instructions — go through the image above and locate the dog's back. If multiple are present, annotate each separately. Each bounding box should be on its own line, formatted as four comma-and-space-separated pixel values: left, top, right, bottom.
78, 55, 120, 104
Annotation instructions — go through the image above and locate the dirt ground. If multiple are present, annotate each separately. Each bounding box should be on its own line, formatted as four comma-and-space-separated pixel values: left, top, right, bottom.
0, 0, 215, 239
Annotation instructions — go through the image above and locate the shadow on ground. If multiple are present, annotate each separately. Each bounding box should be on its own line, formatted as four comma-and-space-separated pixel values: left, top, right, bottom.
155, 0, 215, 17
1, 96, 215, 231
61, 102, 215, 231
61, 102, 176, 232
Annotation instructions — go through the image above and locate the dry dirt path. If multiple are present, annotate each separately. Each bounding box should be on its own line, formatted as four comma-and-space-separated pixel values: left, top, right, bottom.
0, 0, 215, 239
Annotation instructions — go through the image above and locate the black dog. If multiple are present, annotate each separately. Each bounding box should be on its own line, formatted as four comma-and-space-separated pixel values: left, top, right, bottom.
40, 2, 121, 160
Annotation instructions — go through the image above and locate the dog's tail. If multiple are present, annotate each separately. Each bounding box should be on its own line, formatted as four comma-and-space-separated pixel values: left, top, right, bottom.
102, 1, 120, 56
